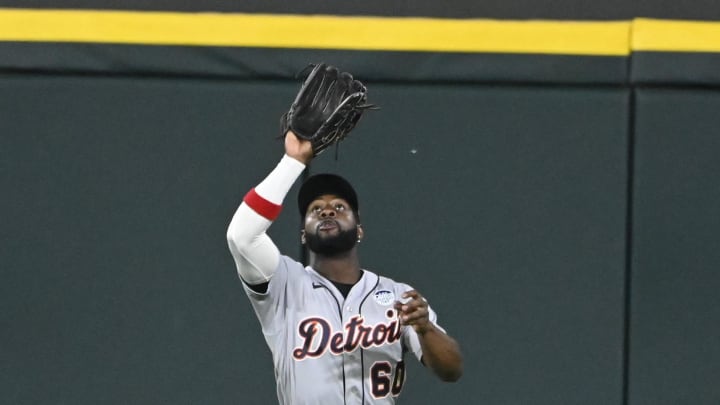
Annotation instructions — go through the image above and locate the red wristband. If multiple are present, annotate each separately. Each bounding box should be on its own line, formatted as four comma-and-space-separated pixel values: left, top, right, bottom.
243, 188, 283, 220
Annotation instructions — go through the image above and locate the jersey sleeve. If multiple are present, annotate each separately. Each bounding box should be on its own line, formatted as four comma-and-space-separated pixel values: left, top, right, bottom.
242, 255, 303, 338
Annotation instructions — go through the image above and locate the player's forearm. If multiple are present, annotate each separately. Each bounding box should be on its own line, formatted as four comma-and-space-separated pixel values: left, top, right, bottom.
226, 154, 306, 283
227, 154, 305, 244
419, 326, 463, 382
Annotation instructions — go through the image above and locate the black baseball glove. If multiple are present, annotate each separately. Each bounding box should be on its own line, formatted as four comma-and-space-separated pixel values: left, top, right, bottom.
281, 63, 373, 156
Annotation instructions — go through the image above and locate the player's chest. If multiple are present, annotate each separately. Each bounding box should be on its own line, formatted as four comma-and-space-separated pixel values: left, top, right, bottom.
290, 282, 402, 360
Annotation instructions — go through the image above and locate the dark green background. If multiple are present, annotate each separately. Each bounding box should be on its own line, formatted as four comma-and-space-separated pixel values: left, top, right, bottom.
1, 56, 719, 405
629, 89, 720, 405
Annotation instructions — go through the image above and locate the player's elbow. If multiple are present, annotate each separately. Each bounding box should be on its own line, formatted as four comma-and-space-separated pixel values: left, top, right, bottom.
226, 203, 271, 254
430, 354, 463, 382
425, 355, 463, 382
226, 226, 240, 247
425, 338, 463, 382
226, 218, 251, 249
226, 228, 241, 249
439, 365, 463, 382
435, 360, 463, 382
227, 227, 252, 263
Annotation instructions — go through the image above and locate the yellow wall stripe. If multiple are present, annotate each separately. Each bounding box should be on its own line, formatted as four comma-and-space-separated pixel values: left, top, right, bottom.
0, 8, 631, 55
633, 18, 720, 52
2, 9, 719, 55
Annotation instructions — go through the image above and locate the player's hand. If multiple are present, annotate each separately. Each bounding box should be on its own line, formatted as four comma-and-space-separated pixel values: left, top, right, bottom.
395, 290, 433, 335
285, 131, 314, 165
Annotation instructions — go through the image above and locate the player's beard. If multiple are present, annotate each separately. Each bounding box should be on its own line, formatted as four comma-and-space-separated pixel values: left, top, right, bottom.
305, 226, 358, 257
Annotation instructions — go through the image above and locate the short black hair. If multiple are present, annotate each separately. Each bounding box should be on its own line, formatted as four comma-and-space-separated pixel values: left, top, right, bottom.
297, 173, 359, 217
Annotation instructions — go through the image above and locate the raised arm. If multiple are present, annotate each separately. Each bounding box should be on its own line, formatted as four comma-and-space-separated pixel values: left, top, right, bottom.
226, 133, 313, 286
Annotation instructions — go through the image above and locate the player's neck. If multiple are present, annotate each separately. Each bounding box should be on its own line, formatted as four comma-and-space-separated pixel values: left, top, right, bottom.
310, 250, 362, 284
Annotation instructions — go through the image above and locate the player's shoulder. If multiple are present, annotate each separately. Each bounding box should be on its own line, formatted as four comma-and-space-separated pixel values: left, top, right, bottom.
278, 255, 312, 278
368, 270, 414, 294
279, 254, 304, 268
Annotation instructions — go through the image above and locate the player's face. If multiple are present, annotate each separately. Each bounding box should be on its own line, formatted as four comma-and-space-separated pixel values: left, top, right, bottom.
303, 195, 361, 256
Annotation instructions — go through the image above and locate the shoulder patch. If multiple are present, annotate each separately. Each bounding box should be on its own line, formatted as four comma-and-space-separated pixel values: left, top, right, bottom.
373, 290, 395, 306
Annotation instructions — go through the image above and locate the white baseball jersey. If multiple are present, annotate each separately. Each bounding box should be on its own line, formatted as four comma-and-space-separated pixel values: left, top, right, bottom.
243, 255, 444, 405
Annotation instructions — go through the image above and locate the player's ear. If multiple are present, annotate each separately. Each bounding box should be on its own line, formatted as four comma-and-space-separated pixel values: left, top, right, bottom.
356, 224, 364, 243
300, 230, 306, 244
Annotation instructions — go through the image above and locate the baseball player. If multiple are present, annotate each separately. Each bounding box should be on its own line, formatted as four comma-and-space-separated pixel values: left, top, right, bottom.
226, 129, 463, 404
